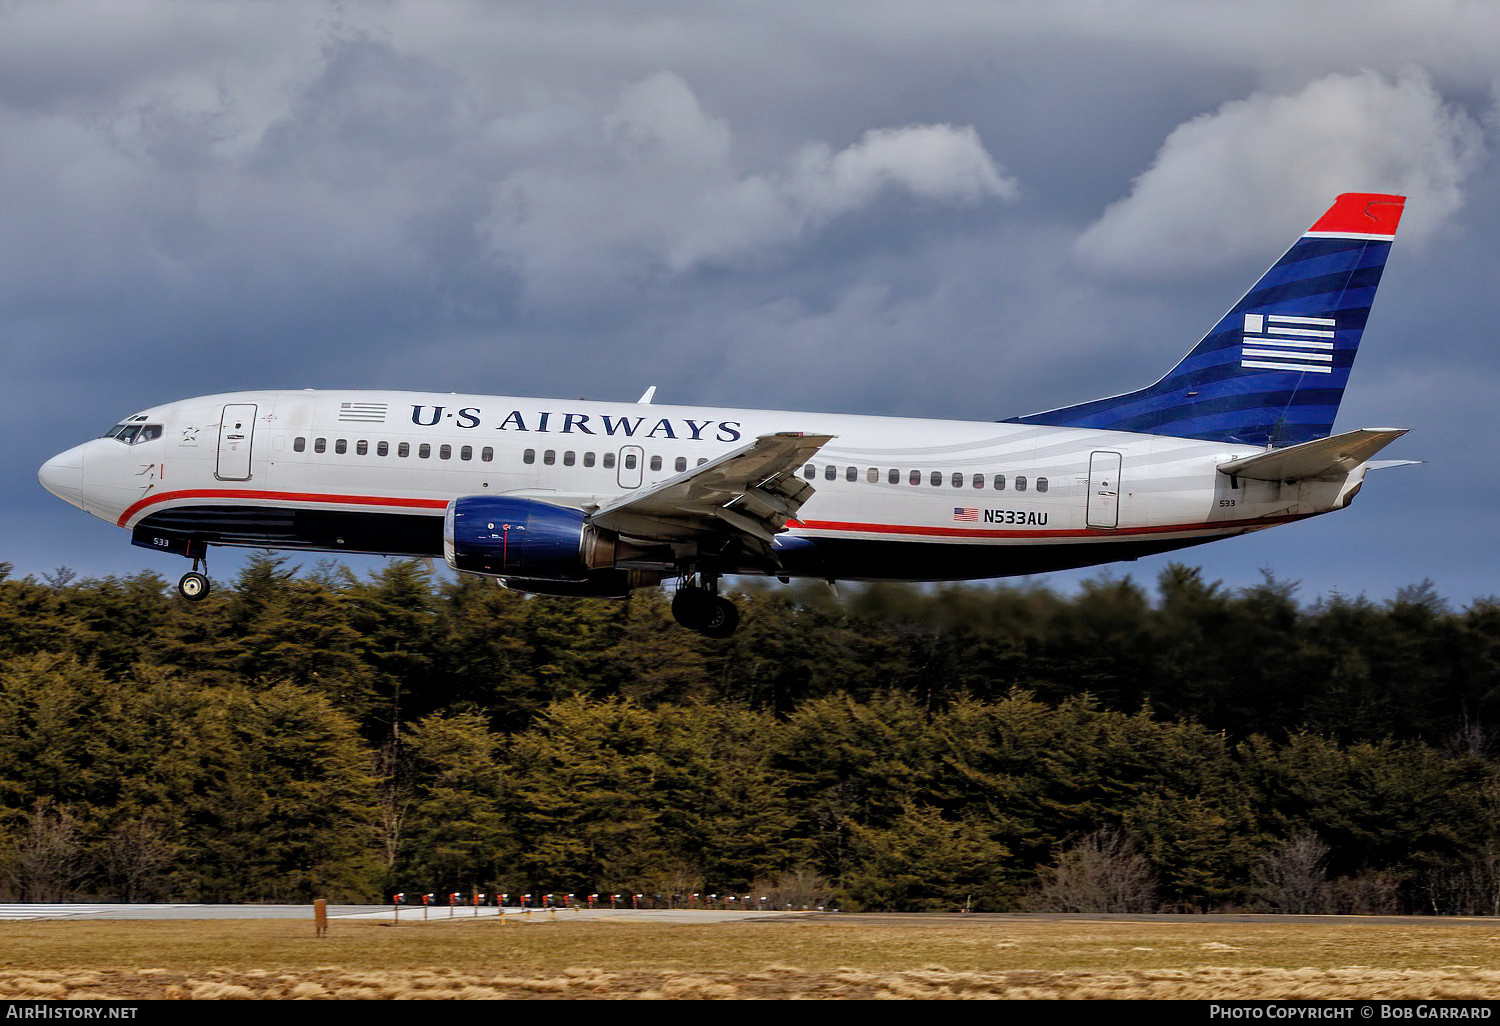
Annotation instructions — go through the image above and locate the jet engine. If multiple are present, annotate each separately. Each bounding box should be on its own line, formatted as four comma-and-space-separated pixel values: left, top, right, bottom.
443, 495, 621, 579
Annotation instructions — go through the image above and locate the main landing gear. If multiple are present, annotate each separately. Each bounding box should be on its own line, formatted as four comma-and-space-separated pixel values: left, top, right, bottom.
178, 550, 211, 602
671, 574, 739, 639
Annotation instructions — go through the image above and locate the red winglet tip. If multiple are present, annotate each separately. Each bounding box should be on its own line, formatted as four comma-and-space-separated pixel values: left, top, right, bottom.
1308, 193, 1406, 237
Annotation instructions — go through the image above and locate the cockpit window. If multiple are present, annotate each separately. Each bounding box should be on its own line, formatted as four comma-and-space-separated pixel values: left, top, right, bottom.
100, 422, 162, 445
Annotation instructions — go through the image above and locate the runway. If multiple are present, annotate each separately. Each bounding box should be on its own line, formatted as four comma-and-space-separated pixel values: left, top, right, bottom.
0, 903, 815, 924
4, 905, 1496, 929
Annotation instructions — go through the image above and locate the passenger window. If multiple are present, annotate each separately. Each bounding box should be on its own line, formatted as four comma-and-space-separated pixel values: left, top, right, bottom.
439, 444, 451, 460
889, 469, 900, 485
604, 452, 617, 469
398, 442, 410, 457
697, 458, 707, 466
994, 474, 1005, 490
931, 471, 943, 487
825, 465, 837, 481
867, 468, 879, 483
676, 457, 687, 472
952, 472, 963, 488
294, 437, 306, 453
847, 466, 858, 482
543, 450, 555, 465
460, 445, 472, 461
583, 452, 595, 467
1016, 475, 1027, 492
482, 447, 493, 462
315, 438, 326, 454
624, 454, 637, 469
523, 449, 535, 464
564, 451, 576, 466
973, 474, 983, 489
335, 439, 347, 455
378, 441, 389, 456
419, 443, 431, 459
357, 440, 368, 456
1037, 477, 1048, 493
909, 470, 921, 486
804, 464, 816, 480
650, 455, 662, 471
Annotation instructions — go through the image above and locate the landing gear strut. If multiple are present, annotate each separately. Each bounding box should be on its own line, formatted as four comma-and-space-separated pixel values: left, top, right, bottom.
178, 549, 211, 602
671, 574, 739, 638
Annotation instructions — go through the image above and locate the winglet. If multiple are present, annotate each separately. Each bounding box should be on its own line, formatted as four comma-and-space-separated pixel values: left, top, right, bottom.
637, 386, 657, 405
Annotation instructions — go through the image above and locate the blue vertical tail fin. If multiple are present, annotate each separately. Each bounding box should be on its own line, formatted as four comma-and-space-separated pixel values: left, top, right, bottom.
1007, 193, 1406, 447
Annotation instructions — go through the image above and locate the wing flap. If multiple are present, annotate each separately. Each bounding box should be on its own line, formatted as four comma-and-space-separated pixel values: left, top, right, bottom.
591, 432, 834, 544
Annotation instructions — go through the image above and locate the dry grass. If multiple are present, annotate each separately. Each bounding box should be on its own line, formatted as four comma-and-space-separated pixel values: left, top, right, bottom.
2, 916, 1499, 999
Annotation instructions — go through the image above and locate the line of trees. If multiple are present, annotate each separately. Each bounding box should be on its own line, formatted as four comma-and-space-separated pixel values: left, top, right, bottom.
1, 555, 1497, 913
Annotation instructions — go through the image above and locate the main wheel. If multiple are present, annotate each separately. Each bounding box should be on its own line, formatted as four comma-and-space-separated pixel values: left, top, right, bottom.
672, 588, 739, 637
671, 587, 713, 631
698, 596, 740, 639
178, 571, 211, 601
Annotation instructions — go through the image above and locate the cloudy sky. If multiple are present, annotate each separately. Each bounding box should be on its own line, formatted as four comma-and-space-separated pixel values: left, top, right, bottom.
5, 0, 1498, 605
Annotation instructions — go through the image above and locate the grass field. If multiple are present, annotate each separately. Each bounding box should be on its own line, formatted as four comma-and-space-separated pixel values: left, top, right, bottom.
3, 914, 1499, 999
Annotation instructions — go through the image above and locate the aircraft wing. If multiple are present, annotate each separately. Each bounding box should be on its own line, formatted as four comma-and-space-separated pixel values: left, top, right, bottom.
589, 432, 834, 546
1216, 427, 1409, 482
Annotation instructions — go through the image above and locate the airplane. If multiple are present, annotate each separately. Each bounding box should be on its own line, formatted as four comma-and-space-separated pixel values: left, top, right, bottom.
38, 193, 1411, 637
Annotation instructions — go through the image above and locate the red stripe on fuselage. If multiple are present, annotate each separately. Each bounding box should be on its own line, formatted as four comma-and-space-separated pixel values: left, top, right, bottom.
117, 489, 449, 527
118, 489, 1311, 542
787, 513, 1310, 541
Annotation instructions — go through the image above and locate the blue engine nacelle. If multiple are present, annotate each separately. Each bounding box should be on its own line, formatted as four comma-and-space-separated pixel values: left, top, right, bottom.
443, 496, 619, 580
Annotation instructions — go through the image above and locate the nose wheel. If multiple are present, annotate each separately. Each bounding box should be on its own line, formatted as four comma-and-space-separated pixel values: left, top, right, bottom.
671, 575, 739, 638
178, 572, 211, 601
177, 549, 211, 602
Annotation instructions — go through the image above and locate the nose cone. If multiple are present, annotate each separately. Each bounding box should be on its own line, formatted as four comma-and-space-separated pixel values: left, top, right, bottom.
39, 444, 87, 510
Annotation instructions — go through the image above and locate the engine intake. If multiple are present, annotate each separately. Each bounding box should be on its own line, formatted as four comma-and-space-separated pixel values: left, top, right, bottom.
443, 496, 618, 579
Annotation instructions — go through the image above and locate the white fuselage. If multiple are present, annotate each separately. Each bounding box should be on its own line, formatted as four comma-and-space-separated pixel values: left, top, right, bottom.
41, 388, 1359, 582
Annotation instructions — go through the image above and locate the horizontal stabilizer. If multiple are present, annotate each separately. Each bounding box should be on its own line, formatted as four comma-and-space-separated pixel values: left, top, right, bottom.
1216, 427, 1408, 482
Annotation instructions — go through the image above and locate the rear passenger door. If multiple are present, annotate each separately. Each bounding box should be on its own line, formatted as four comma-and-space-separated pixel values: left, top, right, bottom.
1087, 451, 1121, 529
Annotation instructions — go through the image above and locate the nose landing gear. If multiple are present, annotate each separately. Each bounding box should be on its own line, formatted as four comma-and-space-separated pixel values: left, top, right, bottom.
178, 571, 210, 601
177, 550, 211, 602
671, 573, 739, 638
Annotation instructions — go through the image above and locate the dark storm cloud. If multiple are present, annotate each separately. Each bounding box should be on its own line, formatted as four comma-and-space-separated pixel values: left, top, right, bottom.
4, 0, 1498, 602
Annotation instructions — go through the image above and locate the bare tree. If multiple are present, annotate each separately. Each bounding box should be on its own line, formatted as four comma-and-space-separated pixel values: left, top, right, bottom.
1328, 870, 1401, 914
1253, 832, 1330, 913
17, 802, 87, 902
1028, 827, 1158, 913
373, 739, 412, 876
749, 867, 837, 911
101, 821, 176, 902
